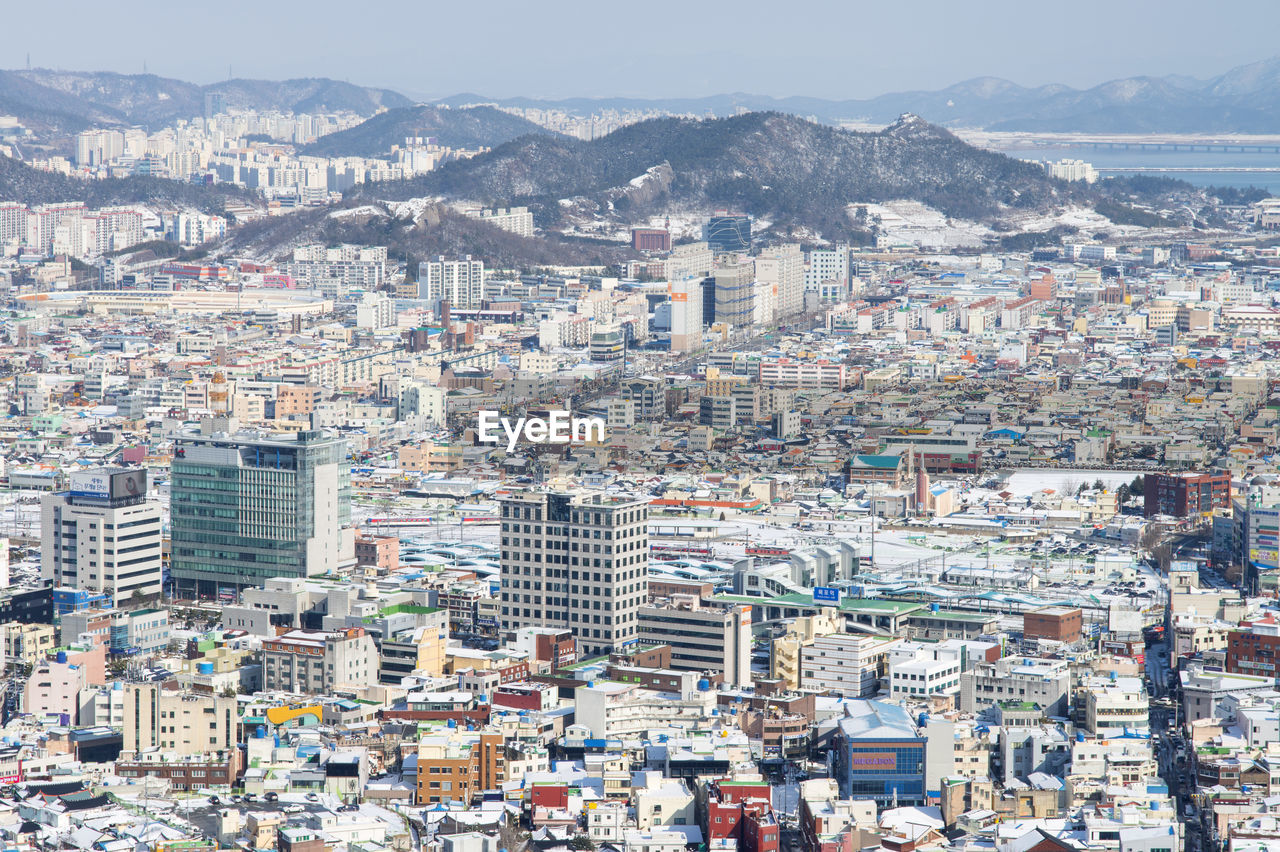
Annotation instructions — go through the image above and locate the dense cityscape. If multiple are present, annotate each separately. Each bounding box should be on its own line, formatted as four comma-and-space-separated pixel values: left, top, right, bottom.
5, 7, 1280, 852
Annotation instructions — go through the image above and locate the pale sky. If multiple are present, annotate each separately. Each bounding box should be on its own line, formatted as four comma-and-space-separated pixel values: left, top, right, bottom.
6, 0, 1280, 101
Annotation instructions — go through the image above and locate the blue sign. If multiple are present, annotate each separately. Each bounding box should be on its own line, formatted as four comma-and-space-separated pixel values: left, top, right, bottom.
813, 586, 841, 605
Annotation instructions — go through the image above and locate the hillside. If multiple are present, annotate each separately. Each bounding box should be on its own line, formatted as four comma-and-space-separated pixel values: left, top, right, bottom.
298, 105, 557, 157
439, 55, 1280, 133
0, 154, 254, 213
0, 70, 411, 133
352, 112, 1081, 240
222, 201, 634, 269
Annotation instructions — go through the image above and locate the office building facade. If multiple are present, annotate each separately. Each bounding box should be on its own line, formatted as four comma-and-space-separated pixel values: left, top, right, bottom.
637, 602, 752, 687
169, 425, 354, 597
499, 491, 649, 657
706, 214, 751, 254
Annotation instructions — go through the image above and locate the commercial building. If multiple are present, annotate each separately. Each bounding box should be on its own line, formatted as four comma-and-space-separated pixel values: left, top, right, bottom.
261, 627, 378, 694
40, 467, 163, 608
1081, 676, 1149, 736
1226, 619, 1280, 677
499, 491, 649, 657
632, 228, 671, 252
798, 634, 900, 697
835, 700, 927, 805
637, 601, 752, 688
414, 729, 505, 805
169, 424, 355, 597
668, 278, 704, 354
706, 214, 751, 254
1022, 607, 1083, 643
960, 657, 1071, 716
121, 684, 238, 756
1143, 471, 1231, 518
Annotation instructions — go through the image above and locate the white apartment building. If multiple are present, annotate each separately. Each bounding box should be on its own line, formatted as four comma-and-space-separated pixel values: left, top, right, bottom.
662, 242, 713, 282
668, 278, 703, 354
284, 243, 387, 295
1082, 676, 1149, 736
499, 491, 649, 657
805, 247, 849, 300
757, 358, 848, 390
889, 652, 963, 700
469, 206, 535, 238
420, 256, 486, 309
573, 679, 718, 739
800, 634, 901, 697
40, 468, 163, 608
755, 243, 804, 319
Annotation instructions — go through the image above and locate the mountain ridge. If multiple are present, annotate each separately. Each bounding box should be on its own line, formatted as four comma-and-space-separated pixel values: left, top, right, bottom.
350, 111, 1083, 242
0, 69, 412, 133
436, 56, 1280, 133
297, 104, 559, 158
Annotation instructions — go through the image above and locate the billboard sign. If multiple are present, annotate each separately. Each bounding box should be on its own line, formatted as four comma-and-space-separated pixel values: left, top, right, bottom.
110, 469, 147, 500
69, 471, 110, 499
813, 586, 841, 606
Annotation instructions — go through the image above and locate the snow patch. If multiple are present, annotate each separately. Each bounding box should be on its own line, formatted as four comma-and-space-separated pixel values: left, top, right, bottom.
328, 205, 386, 220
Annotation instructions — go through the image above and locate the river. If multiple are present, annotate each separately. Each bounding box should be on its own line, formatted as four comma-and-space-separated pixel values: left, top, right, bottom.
996, 143, 1280, 193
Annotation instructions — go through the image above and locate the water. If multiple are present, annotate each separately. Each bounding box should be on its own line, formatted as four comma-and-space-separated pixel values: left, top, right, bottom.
997, 144, 1280, 194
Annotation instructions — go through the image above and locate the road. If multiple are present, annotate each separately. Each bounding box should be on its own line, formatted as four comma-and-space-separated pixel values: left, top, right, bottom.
1148, 639, 1197, 852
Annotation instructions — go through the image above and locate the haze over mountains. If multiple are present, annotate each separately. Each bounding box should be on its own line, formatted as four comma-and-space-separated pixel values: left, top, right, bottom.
438, 56, 1280, 134
4, 56, 1280, 138
0, 69, 410, 132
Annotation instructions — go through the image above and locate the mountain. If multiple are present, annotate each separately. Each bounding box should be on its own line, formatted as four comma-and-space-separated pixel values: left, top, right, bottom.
0, 154, 253, 213
0, 69, 411, 133
438, 56, 1280, 133
224, 201, 633, 269
297, 105, 556, 158
352, 112, 1080, 239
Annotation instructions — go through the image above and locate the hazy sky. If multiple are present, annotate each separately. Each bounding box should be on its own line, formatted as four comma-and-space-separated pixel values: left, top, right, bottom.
6, 0, 1280, 101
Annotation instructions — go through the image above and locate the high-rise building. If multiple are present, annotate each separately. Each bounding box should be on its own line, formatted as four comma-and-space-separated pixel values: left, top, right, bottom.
713, 261, 755, 329
499, 491, 649, 657
805, 246, 850, 301
419, 256, 485, 309
668, 278, 704, 354
169, 423, 354, 597
706, 214, 751, 254
41, 467, 163, 608
637, 601, 752, 687
755, 244, 804, 319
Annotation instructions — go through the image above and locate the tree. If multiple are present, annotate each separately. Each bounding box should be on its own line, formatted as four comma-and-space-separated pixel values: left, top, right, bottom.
221, 685, 239, 698
569, 837, 596, 851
